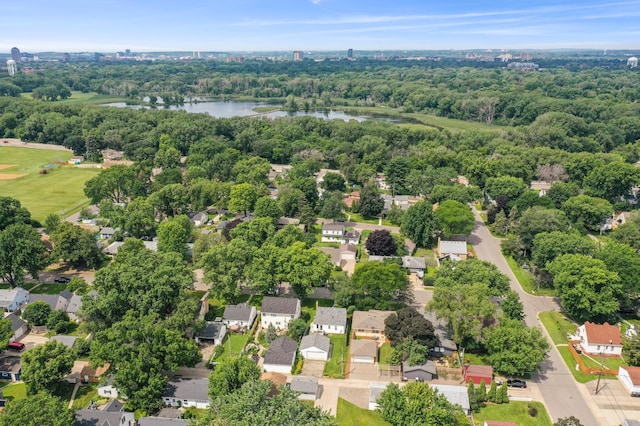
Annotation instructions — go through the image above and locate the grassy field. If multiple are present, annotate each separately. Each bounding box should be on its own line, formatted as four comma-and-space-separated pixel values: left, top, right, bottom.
57, 91, 131, 105
557, 346, 601, 383
2, 383, 26, 401
474, 401, 551, 426
213, 333, 251, 362
378, 343, 393, 364
30, 283, 68, 294
0, 147, 99, 221
335, 398, 390, 426
324, 334, 347, 378
539, 311, 576, 345
504, 255, 555, 297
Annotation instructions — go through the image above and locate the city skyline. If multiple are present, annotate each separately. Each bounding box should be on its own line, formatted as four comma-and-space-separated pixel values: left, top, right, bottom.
1, 0, 640, 52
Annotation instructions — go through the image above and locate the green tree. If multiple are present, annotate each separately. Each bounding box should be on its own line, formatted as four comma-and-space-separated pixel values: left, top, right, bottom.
532, 231, 596, 271
153, 144, 181, 170
0, 223, 48, 287
233, 156, 271, 186
278, 186, 306, 217
22, 301, 52, 326
0, 393, 73, 426
562, 195, 613, 232
21, 341, 74, 394
50, 222, 104, 269
487, 380, 498, 403
583, 162, 640, 201
435, 200, 475, 238
228, 183, 259, 216
288, 318, 307, 341
384, 307, 437, 347
595, 242, 640, 300
468, 381, 479, 413
501, 290, 524, 321
122, 197, 156, 238
554, 417, 585, 426
348, 261, 412, 309
358, 179, 384, 218
84, 165, 145, 204
434, 258, 510, 296
385, 157, 411, 194
483, 319, 549, 376
200, 239, 252, 301
515, 207, 569, 255
547, 182, 580, 208
365, 229, 397, 256
43, 213, 61, 235
625, 335, 640, 367
230, 217, 276, 247
46, 310, 70, 334
401, 200, 437, 247
321, 172, 346, 192
377, 382, 471, 426
485, 176, 527, 200
0, 196, 31, 231
497, 382, 509, 404
611, 221, 640, 251
148, 183, 189, 217
491, 210, 509, 236
281, 242, 332, 297
318, 191, 345, 220
157, 218, 191, 258
254, 196, 284, 225
208, 357, 261, 399
0, 319, 13, 352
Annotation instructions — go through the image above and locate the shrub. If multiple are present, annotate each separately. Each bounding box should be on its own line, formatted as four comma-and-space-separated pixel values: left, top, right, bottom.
528, 403, 538, 417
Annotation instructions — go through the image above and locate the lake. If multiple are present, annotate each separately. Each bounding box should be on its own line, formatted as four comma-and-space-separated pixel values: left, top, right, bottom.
102, 100, 415, 123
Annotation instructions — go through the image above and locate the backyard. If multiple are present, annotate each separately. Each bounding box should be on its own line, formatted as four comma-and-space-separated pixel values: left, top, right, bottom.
473, 401, 551, 426
335, 398, 389, 426
324, 334, 348, 378
211, 333, 251, 363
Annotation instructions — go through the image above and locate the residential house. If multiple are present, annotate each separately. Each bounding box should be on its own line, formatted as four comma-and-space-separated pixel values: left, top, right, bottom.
81, 363, 110, 383
101, 149, 125, 161
195, 321, 226, 345
190, 212, 208, 227
321, 223, 360, 245
6, 312, 28, 341
368, 383, 388, 410
339, 244, 357, 276
463, 364, 493, 385
432, 384, 471, 415
402, 256, 426, 278
290, 376, 320, 401
343, 191, 360, 209
423, 310, 457, 357
66, 290, 98, 321
260, 297, 301, 330
74, 407, 135, 426
0, 287, 29, 312
0, 356, 21, 382
300, 333, 331, 361
311, 307, 347, 335
350, 339, 378, 364
99, 227, 119, 240
620, 366, 640, 396
27, 289, 72, 311
50, 335, 78, 349
402, 360, 438, 382
578, 322, 623, 356
138, 417, 190, 426
269, 164, 292, 181
277, 217, 301, 230
222, 304, 257, 329
351, 310, 394, 340
97, 376, 119, 399
163, 377, 210, 409
437, 238, 468, 261
530, 180, 552, 196
263, 336, 298, 374
375, 174, 389, 191
66, 360, 86, 384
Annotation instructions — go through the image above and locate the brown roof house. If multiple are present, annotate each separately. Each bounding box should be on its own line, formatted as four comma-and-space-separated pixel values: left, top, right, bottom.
619, 366, 640, 396
578, 322, 623, 356
350, 340, 378, 364
351, 310, 394, 340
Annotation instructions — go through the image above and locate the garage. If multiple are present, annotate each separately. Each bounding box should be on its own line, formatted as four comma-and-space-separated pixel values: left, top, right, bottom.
300, 334, 330, 361
618, 366, 640, 395
350, 340, 377, 364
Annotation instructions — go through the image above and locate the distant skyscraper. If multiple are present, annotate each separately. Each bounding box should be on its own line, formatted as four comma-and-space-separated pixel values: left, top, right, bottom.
6, 60, 17, 76
521, 51, 533, 61
10, 47, 20, 62
348, 48, 353, 58
293, 51, 303, 61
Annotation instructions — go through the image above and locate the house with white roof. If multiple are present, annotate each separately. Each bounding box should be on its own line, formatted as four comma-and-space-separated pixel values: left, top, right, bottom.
0, 287, 29, 313
311, 307, 347, 335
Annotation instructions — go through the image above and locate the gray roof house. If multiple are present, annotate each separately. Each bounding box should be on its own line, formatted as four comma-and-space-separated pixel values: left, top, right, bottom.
431, 384, 471, 415
290, 376, 320, 401
423, 310, 456, 356
311, 307, 347, 334
300, 333, 331, 361
0, 356, 21, 382
402, 256, 427, 277
66, 290, 99, 320
99, 227, 119, 240
402, 360, 438, 382
222, 304, 257, 329
190, 212, 209, 227
261, 297, 301, 330
6, 312, 28, 341
163, 377, 210, 409
50, 335, 79, 349
195, 321, 226, 345
27, 290, 72, 311
138, 418, 190, 426
74, 407, 135, 426
263, 336, 298, 374
0, 287, 29, 313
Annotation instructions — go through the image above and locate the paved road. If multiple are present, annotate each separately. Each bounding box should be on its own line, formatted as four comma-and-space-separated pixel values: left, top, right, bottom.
470, 208, 599, 426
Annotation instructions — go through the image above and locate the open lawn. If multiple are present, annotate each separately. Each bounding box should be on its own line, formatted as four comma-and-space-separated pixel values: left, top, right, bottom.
2, 383, 26, 401
335, 398, 390, 426
212, 333, 251, 362
0, 147, 100, 221
378, 343, 393, 364
324, 334, 347, 378
302, 298, 335, 324
557, 346, 602, 383
72, 383, 97, 409
504, 255, 555, 297
580, 353, 626, 371
539, 311, 576, 345
57, 91, 131, 105
30, 283, 68, 294
474, 401, 551, 426
348, 213, 393, 227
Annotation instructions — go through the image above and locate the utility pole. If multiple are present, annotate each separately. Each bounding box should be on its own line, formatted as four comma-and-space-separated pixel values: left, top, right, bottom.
595, 350, 605, 394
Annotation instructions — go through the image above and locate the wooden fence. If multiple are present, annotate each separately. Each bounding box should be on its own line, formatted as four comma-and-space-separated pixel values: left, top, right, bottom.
568, 341, 618, 376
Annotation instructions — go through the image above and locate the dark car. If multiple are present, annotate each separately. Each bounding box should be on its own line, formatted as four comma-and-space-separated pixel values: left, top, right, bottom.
54, 276, 71, 284
507, 379, 527, 388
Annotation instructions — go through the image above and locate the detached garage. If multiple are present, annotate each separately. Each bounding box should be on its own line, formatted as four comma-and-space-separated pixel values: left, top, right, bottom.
619, 366, 640, 395
350, 340, 378, 364
300, 334, 331, 361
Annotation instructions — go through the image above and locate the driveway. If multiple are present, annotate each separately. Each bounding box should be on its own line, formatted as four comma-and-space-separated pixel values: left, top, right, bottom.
18, 333, 49, 350
470, 208, 598, 426
301, 360, 326, 378
347, 362, 380, 381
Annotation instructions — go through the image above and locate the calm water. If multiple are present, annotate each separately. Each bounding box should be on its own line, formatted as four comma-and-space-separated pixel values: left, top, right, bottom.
102, 100, 414, 123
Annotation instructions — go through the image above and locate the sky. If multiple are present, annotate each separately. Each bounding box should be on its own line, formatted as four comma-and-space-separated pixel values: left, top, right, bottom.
2, 0, 640, 53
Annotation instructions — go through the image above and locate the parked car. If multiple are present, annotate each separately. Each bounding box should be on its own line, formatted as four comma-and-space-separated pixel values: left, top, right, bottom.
572, 343, 582, 354
54, 276, 71, 284
7, 342, 25, 352
507, 379, 527, 388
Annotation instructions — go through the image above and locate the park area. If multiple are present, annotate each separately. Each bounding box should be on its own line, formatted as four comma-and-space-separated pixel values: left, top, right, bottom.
0, 146, 99, 221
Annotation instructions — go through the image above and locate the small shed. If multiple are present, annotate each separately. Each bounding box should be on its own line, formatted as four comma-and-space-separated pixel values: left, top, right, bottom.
463, 364, 493, 385
290, 376, 320, 401
195, 321, 227, 345
300, 333, 331, 361
402, 360, 438, 382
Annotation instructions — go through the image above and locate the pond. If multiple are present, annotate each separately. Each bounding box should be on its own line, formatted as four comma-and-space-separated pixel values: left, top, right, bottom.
102, 100, 416, 123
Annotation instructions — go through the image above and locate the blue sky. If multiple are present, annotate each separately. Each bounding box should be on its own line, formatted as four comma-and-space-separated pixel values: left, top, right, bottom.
2, 0, 640, 52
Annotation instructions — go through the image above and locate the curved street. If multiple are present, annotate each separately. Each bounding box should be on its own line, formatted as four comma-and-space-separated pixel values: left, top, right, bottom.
470, 208, 599, 425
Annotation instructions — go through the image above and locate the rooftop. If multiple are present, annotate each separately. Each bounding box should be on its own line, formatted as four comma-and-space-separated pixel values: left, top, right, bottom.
290, 376, 319, 395
431, 384, 471, 412
223, 304, 255, 322
50, 335, 78, 348
300, 333, 331, 353
164, 377, 209, 401
439, 240, 467, 255
350, 339, 378, 358
261, 297, 300, 315
583, 321, 623, 346
0, 356, 21, 373
74, 409, 135, 426
138, 418, 191, 426
196, 321, 225, 340
464, 364, 493, 377
264, 336, 298, 366
313, 307, 347, 328
352, 310, 394, 331
322, 223, 344, 232
621, 366, 640, 385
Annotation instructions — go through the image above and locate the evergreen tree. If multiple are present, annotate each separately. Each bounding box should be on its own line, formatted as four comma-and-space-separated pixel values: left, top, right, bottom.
487, 380, 497, 403
477, 380, 488, 404
467, 382, 479, 413
498, 382, 509, 404
359, 180, 384, 218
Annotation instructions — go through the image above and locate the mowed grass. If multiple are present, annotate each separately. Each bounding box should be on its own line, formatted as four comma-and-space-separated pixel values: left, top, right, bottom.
474, 401, 552, 426
0, 147, 100, 221
335, 398, 390, 426
324, 334, 347, 378
557, 346, 600, 383
505, 255, 555, 297
57, 91, 131, 105
539, 311, 576, 345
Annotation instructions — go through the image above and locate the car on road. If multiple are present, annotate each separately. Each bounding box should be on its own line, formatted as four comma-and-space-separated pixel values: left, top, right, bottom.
54, 276, 71, 284
507, 379, 527, 388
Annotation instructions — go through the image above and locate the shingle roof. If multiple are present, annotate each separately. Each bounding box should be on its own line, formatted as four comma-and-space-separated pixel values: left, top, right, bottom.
290, 376, 319, 395
403, 360, 437, 376
223, 304, 254, 322
300, 333, 331, 353
351, 310, 394, 331
6, 312, 26, 332
0, 287, 28, 308
431, 384, 470, 412
465, 364, 493, 378
402, 256, 426, 270
74, 410, 135, 426
50, 335, 78, 348
313, 307, 347, 328
485, 421, 518, 426
264, 336, 297, 366
261, 297, 300, 315
27, 293, 61, 310
439, 240, 467, 255
622, 366, 640, 385
0, 356, 21, 373
196, 322, 225, 340
138, 418, 190, 426
350, 340, 378, 358
584, 321, 623, 346
322, 223, 344, 232
163, 377, 209, 401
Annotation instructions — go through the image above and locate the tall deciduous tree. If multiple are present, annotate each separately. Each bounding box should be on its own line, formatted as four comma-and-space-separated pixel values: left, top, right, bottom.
358, 180, 384, 218
22, 301, 52, 326
157, 218, 191, 258
228, 183, 259, 216
435, 200, 475, 238
21, 341, 75, 395
200, 239, 252, 301
0, 393, 73, 426
515, 207, 569, 255
434, 258, 510, 297
561, 195, 613, 232
0, 223, 48, 288
84, 165, 145, 204
49, 222, 104, 269
321, 172, 346, 192
0, 196, 31, 231
281, 242, 332, 297
365, 230, 397, 256
345, 261, 412, 310
401, 200, 437, 247
254, 196, 284, 225
485, 176, 527, 200
532, 231, 596, 271
483, 319, 549, 376
208, 357, 261, 399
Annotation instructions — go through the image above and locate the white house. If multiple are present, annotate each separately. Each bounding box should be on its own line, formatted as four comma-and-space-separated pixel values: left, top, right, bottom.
290, 376, 320, 401
619, 366, 640, 396
99, 227, 119, 240
222, 304, 257, 329
0, 287, 29, 312
190, 212, 209, 227
321, 224, 360, 245
311, 307, 347, 335
263, 336, 298, 374
97, 376, 119, 399
163, 377, 210, 409
577, 322, 623, 356
260, 297, 301, 330
300, 333, 331, 361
